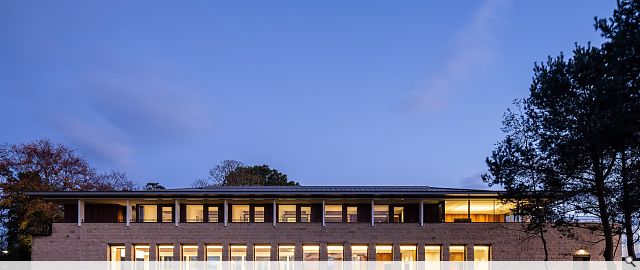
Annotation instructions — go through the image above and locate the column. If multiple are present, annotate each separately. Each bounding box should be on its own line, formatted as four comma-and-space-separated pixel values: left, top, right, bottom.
174, 200, 180, 227
149, 242, 157, 261
442, 244, 450, 261
247, 243, 255, 261
124, 243, 132, 261
319, 243, 328, 261
270, 243, 278, 261
419, 200, 424, 227
77, 199, 84, 227
126, 200, 131, 227
370, 200, 375, 227
343, 242, 352, 261
198, 242, 206, 261
273, 200, 277, 227
417, 243, 425, 261
322, 200, 326, 227
368, 243, 376, 261
467, 244, 474, 261
224, 200, 228, 227
392, 243, 401, 261
294, 243, 303, 261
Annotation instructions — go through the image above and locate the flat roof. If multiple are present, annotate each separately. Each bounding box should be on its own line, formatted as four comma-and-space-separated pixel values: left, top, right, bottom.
26, 185, 502, 199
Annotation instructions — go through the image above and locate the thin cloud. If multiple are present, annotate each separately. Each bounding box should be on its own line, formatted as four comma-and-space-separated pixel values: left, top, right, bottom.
399, 0, 510, 112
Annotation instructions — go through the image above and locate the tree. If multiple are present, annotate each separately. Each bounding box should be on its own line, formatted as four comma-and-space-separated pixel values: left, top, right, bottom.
595, 0, 640, 259
0, 139, 136, 260
192, 160, 299, 187
143, 182, 166, 190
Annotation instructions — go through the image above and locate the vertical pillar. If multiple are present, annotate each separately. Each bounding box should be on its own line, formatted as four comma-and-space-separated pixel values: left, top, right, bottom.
419, 200, 424, 227
149, 242, 157, 261
370, 200, 375, 227
174, 200, 180, 227
126, 200, 131, 227
466, 244, 474, 261
343, 242, 352, 261
224, 200, 228, 227
270, 243, 278, 261
77, 199, 84, 227
198, 242, 206, 261
125, 243, 132, 261
392, 243, 401, 261
273, 200, 277, 227
294, 243, 303, 261
417, 243, 425, 261
368, 243, 376, 261
319, 243, 328, 261
322, 200, 326, 227
247, 243, 255, 261
442, 244, 449, 261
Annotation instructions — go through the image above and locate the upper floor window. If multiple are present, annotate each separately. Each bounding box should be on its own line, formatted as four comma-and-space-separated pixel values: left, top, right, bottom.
186, 205, 204, 222
325, 205, 342, 222
346, 206, 358, 222
138, 205, 157, 223
254, 206, 265, 223
207, 206, 219, 222
374, 205, 389, 223
278, 205, 296, 222
300, 206, 311, 222
393, 207, 404, 223
445, 200, 514, 223
231, 205, 250, 222
161, 206, 173, 223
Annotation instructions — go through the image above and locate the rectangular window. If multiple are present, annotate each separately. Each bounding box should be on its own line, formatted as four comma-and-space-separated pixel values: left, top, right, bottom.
325, 205, 343, 222
207, 206, 219, 223
474, 245, 491, 270
445, 201, 469, 223
133, 245, 150, 270
254, 245, 271, 261
300, 206, 311, 223
424, 246, 441, 270
375, 245, 393, 261
231, 205, 250, 223
139, 205, 157, 222
400, 245, 416, 270
303, 245, 320, 261
327, 245, 344, 261
351, 245, 368, 261
182, 245, 198, 261
254, 206, 265, 223
186, 205, 204, 222
158, 245, 174, 261
278, 245, 296, 261
278, 205, 297, 222
393, 207, 405, 223
449, 246, 466, 261
374, 205, 389, 223
206, 245, 223, 262
346, 207, 358, 223
161, 206, 172, 223
109, 245, 126, 270
230, 245, 247, 261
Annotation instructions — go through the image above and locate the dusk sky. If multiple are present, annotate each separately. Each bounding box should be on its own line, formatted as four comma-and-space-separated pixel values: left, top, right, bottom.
0, 1, 617, 188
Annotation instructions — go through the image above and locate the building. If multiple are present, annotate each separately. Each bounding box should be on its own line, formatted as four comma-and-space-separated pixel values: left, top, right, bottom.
28, 186, 612, 262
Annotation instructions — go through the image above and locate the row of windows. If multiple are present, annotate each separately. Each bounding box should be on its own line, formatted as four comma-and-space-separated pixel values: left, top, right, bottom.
109, 244, 491, 262
131, 200, 514, 224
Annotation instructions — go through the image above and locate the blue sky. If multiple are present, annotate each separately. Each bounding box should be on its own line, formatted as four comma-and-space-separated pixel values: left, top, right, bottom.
0, 0, 617, 188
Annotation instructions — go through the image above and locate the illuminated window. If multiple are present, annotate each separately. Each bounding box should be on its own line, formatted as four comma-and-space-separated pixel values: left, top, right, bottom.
182, 245, 199, 270
278, 205, 297, 222
375, 245, 393, 261
400, 245, 416, 270
393, 207, 405, 223
327, 245, 344, 261
449, 246, 465, 261
424, 246, 441, 270
109, 245, 126, 270
231, 205, 250, 223
206, 245, 223, 262
374, 205, 389, 223
254, 245, 271, 261
474, 245, 490, 270
207, 206, 219, 223
445, 200, 514, 223
351, 245, 368, 261
186, 205, 204, 222
230, 245, 247, 261
139, 205, 157, 222
254, 206, 265, 222
325, 205, 343, 222
278, 245, 296, 261
303, 245, 320, 261
346, 207, 358, 223
134, 245, 150, 270
158, 245, 174, 261
301, 206, 311, 222
161, 206, 173, 223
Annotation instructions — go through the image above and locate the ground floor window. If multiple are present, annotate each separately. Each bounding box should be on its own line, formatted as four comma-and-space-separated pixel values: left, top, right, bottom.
254, 245, 271, 261
133, 245, 150, 270
110, 245, 126, 270
351, 245, 368, 261
230, 245, 247, 261
303, 245, 320, 261
375, 245, 393, 261
278, 245, 296, 261
474, 245, 491, 270
449, 245, 466, 261
424, 245, 441, 270
327, 245, 344, 261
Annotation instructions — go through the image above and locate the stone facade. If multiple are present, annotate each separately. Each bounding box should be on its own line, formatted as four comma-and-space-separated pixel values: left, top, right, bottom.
31, 222, 617, 261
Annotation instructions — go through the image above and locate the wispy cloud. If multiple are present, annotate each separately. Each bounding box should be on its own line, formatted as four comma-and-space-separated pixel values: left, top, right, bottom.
458, 171, 497, 190
399, 0, 510, 112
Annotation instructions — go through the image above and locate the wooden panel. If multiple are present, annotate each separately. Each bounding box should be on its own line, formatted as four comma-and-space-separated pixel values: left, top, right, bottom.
64, 204, 78, 223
